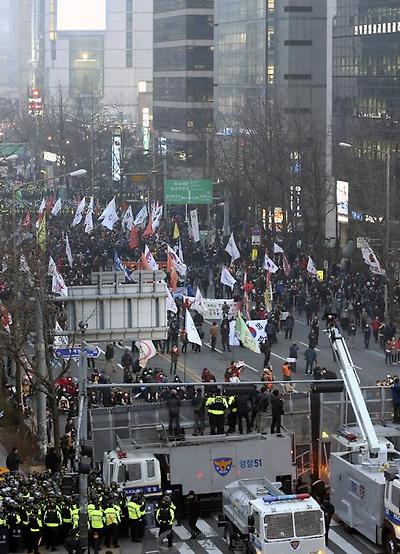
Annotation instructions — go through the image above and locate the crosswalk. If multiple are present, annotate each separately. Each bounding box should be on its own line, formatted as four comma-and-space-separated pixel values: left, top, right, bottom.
139, 514, 383, 554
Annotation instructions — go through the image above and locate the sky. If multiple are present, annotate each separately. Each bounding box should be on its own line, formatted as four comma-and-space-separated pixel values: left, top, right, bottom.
57, 0, 106, 32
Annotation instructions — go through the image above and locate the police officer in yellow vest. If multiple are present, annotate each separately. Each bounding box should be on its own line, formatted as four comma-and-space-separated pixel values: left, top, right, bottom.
27, 509, 42, 554
103, 498, 120, 548
0, 509, 9, 554
156, 495, 175, 548
126, 496, 141, 542
43, 501, 62, 551
205, 389, 228, 434
136, 493, 146, 539
88, 504, 104, 549
227, 395, 238, 433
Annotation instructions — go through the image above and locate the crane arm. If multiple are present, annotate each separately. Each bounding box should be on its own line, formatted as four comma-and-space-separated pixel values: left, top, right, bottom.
328, 327, 382, 456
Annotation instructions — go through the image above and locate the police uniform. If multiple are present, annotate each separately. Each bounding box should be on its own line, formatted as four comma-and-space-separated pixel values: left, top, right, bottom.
88, 505, 104, 548
27, 511, 42, 554
205, 393, 228, 434
103, 501, 120, 548
136, 494, 146, 538
43, 502, 62, 551
156, 498, 175, 548
126, 497, 140, 542
227, 395, 238, 433
0, 511, 9, 554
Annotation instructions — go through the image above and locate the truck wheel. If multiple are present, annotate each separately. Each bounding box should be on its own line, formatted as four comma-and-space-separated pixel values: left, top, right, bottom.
383, 530, 396, 554
225, 523, 234, 551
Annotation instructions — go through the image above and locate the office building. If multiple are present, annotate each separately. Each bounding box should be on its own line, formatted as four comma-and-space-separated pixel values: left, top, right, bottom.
332, 0, 400, 232
153, 0, 214, 170
31, 0, 153, 122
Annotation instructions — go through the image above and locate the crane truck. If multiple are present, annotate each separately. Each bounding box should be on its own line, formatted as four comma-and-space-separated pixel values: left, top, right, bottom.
328, 327, 400, 553
219, 477, 326, 553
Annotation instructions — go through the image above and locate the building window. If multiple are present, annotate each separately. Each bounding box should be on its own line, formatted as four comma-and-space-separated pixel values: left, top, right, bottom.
70, 37, 104, 97
284, 74, 312, 80
284, 6, 312, 12
284, 40, 312, 46
126, 0, 133, 67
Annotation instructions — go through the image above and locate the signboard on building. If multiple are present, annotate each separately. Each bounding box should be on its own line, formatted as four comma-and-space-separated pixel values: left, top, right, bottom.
337, 180, 349, 223
57, 0, 106, 32
165, 179, 213, 205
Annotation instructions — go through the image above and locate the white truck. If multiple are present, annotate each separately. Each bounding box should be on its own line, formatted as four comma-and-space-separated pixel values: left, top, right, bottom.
103, 433, 296, 499
328, 327, 400, 553
220, 478, 326, 553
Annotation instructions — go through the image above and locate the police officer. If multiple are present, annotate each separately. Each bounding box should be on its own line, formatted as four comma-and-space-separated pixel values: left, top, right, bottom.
126, 495, 140, 542
61, 499, 73, 542
27, 508, 42, 554
43, 500, 62, 552
7, 502, 22, 553
103, 498, 120, 548
0, 507, 9, 554
88, 502, 104, 551
136, 493, 146, 539
205, 389, 228, 434
227, 395, 238, 433
156, 496, 175, 549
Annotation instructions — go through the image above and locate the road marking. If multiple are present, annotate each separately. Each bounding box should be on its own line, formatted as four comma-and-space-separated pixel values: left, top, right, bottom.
196, 519, 217, 537
174, 524, 192, 541
197, 539, 225, 554
177, 543, 196, 554
329, 530, 364, 554
299, 341, 320, 352
367, 349, 385, 358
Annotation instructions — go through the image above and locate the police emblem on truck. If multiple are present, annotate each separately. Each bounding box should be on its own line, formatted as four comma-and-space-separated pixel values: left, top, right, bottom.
213, 457, 233, 476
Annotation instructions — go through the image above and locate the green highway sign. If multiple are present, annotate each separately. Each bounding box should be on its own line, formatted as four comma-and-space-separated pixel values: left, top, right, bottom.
165, 179, 213, 205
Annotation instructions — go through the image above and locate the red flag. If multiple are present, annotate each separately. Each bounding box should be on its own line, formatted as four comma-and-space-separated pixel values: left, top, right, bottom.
141, 252, 152, 270
22, 212, 31, 228
283, 254, 291, 277
129, 225, 139, 250
167, 253, 178, 292
143, 219, 153, 238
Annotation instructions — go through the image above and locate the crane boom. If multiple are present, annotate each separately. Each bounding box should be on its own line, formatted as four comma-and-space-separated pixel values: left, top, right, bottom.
328, 327, 386, 460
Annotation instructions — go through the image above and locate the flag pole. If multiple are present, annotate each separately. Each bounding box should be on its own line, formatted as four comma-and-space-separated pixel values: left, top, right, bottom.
183, 308, 187, 383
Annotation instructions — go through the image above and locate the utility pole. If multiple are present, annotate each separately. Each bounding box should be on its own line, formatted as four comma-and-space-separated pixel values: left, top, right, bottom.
34, 287, 48, 458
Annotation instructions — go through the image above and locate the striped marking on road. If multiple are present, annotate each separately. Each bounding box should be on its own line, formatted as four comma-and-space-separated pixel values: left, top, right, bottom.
195, 519, 217, 537
329, 530, 367, 554
299, 341, 320, 352
174, 524, 192, 541
177, 543, 196, 554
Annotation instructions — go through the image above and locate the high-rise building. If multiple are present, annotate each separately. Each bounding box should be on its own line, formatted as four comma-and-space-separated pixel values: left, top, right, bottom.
31, 0, 153, 122
332, 0, 400, 236
153, 0, 214, 172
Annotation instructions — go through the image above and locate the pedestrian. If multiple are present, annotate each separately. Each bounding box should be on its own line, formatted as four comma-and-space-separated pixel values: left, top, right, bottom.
285, 312, 295, 339
227, 395, 238, 433
260, 338, 271, 368
180, 329, 188, 354
210, 322, 218, 351
170, 344, 180, 375
289, 343, 299, 372
261, 366, 274, 390
270, 389, 284, 434
220, 318, 231, 352
313, 362, 324, 380
156, 497, 175, 549
167, 389, 181, 436
385, 339, 393, 365
320, 496, 335, 545
205, 389, 228, 435
371, 317, 380, 343
105, 342, 116, 373
392, 378, 400, 423
254, 387, 269, 433
310, 474, 328, 503
236, 393, 251, 434
45, 446, 61, 474
121, 349, 133, 370
363, 324, 371, 349
5, 448, 22, 472
192, 388, 205, 436
281, 361, 291, 381
185, 491, 200, 539
304, 346, 317, 375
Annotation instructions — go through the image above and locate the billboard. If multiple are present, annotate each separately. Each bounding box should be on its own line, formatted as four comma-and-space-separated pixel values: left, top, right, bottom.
57, 0, 106, 32
337, 180, 349, 223
164, 179, 213, 205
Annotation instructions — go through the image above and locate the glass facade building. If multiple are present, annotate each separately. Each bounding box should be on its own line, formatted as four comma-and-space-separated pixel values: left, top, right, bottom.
153, 0, 214, 165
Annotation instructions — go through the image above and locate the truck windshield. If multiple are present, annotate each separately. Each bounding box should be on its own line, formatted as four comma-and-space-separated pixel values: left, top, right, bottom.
265, 514, 294, 540
294, 510, 324, 538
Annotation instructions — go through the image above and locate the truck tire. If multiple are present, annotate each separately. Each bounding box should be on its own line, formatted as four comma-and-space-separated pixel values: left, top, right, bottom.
383, 529, 396, 554
225, 523, 235, 551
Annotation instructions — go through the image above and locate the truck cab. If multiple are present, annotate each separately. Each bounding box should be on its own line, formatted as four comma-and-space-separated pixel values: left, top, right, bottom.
103, 450, 162, 496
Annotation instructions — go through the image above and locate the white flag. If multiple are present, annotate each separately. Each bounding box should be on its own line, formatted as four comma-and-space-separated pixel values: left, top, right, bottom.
143, 244, 159, 271
166, 288, 178, 314
137, 340, 157, 369
84, 196, 94, 234
167, 244, 187, 277
152, 204, 163, 231
52, 268, 68, 297
54, 321, 68, 348
225, 233, 240, 262
193, 288, 205, 314
65, 234, 73, 267
20, 255, 34, 285
134, 204, 148, 226
220, 266, 237, 290
190, 209, 200, 242
48, 256, 57, 276
72, 197, 86, 226
38, 197, 46, 214
99, 197, 119, 230
178, 239, 184, 263
361, 242, 385, 274
186, 309, 202, 346
273, 242, 284, 254
122, 205, 134, 232
307, 256, 317, 276
51, 198, 62, 216
264, 255, 279, 273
